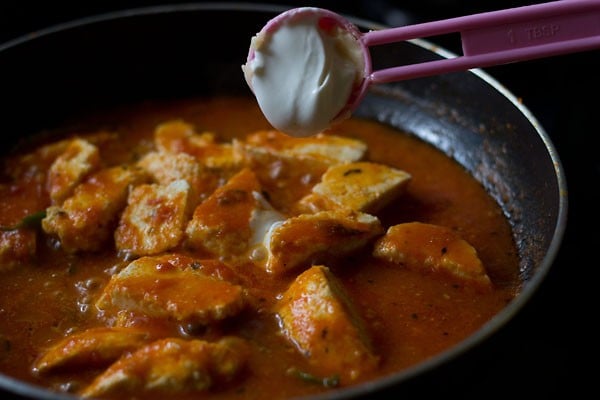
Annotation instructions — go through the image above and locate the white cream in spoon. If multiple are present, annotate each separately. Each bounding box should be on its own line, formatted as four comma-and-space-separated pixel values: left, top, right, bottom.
242, 8, 365, 137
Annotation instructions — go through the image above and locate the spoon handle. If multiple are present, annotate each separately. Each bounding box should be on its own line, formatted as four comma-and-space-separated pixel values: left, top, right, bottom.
363, 0, 600, 83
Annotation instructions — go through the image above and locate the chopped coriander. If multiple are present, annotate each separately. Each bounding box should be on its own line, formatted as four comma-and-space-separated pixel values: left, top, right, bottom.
287, 368, 340, 388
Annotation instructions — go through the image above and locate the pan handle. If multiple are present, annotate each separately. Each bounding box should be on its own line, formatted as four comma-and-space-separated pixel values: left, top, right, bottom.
364, 0, 600, 83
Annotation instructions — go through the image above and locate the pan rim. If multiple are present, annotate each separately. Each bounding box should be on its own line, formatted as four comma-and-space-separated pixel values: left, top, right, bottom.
0, 3, 568, 399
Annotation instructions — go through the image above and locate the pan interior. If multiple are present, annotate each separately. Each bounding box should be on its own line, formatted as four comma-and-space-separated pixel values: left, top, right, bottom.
0, 4, 566, 399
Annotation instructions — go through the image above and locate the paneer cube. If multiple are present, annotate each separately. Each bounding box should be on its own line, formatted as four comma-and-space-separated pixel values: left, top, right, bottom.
80, 337, 250, 398
185, 168, 285, 260
41, 165, 149, 253
46, 138, 101, 204
5, 139, 71, 180
136, 151, 214, 205
115, 180, 192, 257
32, 327, 152, 375
276, 265, 379, 383
197, 142, 244, 174
235, 130, 367, 212
296, 161, 411, 214
373, 222, 492, 289
6, 131, 116, 181
243, 130, 367, 164
264, 210, 383, 275
154, 119, 244, 177
154, 119, 213, 154
137, 151, 200, 185
96, 254, 246, 325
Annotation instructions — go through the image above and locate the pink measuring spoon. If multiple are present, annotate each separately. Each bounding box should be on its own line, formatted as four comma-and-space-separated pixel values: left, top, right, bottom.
251, 0, 600, 119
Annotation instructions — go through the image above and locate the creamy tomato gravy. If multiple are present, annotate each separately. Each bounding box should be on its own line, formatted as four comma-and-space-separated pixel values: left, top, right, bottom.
0, 96, 520, 399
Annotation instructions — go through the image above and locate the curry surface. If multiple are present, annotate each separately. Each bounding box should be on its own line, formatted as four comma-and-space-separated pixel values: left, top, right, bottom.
0, 96, 520, 399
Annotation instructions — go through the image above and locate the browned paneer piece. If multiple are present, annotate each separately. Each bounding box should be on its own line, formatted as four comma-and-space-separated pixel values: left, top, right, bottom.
137, 151, 200, 185
296, 161, 411, 214
242, 130, 367, 164
276, 265, 379, 383
136, 151, 217, 205
4, 138, 73, 182
32, 327, 152, 375
264, 210, 383, 275
234, 130, 368, 211
41, 165, 149, 253
79, 336, 250, 398
373, 222, 493, 289
114, 180, 193, 257
154, 119, 244, 176
185, 168, 285, 259
96, 254, 246, 325
5, 131, 116, 181
0, 230, 36, 271
154, 119, 213, 154
9, 140, 71, 178
46, 138, 101, 205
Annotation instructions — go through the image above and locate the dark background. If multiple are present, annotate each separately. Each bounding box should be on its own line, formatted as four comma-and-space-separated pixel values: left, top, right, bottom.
1, 0, 597, 398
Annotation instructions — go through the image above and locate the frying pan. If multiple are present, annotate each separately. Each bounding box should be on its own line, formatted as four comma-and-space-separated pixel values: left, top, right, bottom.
0, 3, 567, 399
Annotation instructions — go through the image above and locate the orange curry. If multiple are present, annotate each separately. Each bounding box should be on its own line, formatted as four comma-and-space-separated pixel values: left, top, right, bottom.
0, 96, 520, 399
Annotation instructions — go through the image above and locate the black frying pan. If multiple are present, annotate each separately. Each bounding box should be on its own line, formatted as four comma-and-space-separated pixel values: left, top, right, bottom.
0, 3, 567, 399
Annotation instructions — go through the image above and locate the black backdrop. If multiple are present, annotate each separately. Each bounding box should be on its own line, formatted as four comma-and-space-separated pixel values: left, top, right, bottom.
1, 0, 597, 398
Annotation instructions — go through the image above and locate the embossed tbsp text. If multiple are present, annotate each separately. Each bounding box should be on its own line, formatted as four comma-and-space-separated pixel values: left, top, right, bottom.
526, 24, 560, 40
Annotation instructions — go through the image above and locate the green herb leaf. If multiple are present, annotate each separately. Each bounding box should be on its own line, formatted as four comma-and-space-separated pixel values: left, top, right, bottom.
287, 368, 340, 388
0, 210, 47, 231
